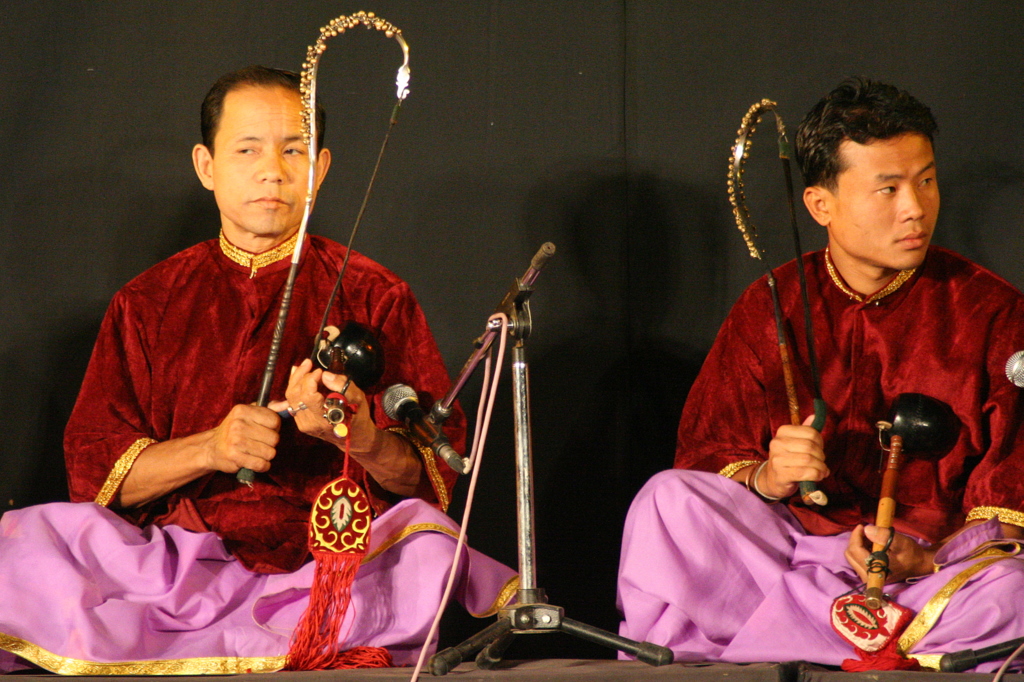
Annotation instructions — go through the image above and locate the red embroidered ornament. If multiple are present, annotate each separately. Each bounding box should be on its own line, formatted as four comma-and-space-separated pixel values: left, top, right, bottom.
286, 434, 392, 670
830, 593, 920, 671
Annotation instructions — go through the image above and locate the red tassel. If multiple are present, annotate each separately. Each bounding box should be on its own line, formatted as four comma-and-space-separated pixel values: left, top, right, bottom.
842, 639, 922, 672
285, 551, 393, 670
285, 473, 391, 670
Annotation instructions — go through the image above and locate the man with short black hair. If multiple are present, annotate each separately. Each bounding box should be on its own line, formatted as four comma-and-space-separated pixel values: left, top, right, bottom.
617, 78, 1024, 669
0, 66, 515, 673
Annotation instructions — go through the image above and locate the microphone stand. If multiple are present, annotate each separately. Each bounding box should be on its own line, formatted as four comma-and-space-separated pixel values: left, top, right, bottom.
940, 636, 1024, 672
428, 244, 673, 674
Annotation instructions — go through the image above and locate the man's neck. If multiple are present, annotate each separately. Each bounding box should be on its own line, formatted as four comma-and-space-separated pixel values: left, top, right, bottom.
828, 248, 899, 298
221, 227, 298, 254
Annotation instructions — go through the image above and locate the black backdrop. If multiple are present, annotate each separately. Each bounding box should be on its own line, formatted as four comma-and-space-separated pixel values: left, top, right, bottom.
4, 0, 1024, 659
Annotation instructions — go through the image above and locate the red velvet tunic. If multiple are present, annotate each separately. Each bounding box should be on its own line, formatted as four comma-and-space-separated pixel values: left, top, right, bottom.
64, 235, 464, 574
675, 246, 1024, 542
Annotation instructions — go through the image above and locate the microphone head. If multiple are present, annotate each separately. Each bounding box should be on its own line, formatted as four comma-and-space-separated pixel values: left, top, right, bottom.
1007, 351, 1024, 388
382, 383, 419, 420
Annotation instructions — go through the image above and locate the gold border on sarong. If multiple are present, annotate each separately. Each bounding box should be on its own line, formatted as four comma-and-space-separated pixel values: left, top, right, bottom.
471, 574, 520, 618
0, 632, 285, 675
359, 523, 518, 618
361, 522, 459, 564
94, 438, 157, 507
908, 653, 942, 670
899, 549, 1018, 665
2, 519, 520, 675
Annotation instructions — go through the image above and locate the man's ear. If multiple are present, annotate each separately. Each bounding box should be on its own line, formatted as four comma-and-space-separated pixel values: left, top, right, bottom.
192, 144, 215, 191
314, 147, 332, 191
803, 185, 833, 227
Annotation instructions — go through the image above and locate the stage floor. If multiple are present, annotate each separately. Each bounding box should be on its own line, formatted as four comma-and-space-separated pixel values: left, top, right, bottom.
4, 659, 1012, 681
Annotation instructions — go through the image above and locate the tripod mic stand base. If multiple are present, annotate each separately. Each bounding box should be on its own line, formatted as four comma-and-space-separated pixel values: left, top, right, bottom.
428, 599, 674, 675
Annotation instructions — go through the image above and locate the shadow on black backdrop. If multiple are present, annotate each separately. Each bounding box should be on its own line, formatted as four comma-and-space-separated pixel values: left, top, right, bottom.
7, 186, 222, 511
16, 316, 98, 509
936, 161, 1024, 288
438, 161, 725, 659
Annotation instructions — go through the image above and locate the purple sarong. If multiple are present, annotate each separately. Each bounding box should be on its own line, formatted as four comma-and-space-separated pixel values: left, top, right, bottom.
618, 470, 1024, 671
0, 499, 517, 674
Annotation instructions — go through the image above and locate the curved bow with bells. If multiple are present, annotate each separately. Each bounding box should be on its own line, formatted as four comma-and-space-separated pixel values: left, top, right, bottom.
238, 12, 412, 670
241, 11, 409, 486
727, 98, 828, 506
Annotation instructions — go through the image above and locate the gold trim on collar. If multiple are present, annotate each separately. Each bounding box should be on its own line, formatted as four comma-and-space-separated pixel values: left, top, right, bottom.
0, 632, 285, 675
218, 230, 298, 278
824, 246, 916, 304
966, 506, 1024, 529
95, 438, 157, 507
387, 425, 451, 512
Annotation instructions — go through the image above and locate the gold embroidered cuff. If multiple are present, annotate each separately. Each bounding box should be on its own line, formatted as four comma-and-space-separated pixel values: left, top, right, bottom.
966, 506, 1024, 528
386, 426, 450, 512
718, 460, 761, 480
94, 438, 157, 507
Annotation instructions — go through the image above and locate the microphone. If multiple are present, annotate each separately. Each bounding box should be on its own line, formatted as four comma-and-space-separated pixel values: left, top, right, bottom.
383, 384, 468, 474
1006, 351, 1024, 387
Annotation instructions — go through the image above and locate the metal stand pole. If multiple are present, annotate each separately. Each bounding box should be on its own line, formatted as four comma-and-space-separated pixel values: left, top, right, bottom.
429, 269, 673, 675
512, 342, 538, 596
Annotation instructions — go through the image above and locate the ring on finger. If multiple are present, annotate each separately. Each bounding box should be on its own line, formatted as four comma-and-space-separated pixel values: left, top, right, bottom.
286, 402, 310, 416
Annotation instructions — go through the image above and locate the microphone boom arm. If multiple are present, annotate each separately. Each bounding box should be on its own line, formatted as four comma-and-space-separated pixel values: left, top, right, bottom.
430, 242, 556, 426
